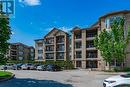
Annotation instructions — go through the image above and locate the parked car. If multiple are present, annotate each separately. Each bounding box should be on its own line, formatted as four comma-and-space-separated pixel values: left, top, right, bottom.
46, 64, 61, 71
21, 64, 35, 70
103, 73, 130, 87
21, 64, 28, 70
16, 63, 23, 70
4, 64, 17, 70
28, 64, 35, 70
34, 64, 40, 69
0, 65, 5, 70
37, 65, 46, 71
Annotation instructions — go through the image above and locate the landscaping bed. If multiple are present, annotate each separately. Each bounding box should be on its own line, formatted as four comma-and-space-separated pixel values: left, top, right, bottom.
0, 71, 14, 82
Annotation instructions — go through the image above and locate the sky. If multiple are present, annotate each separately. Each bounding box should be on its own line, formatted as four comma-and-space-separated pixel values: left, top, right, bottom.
9, 0, 130, 46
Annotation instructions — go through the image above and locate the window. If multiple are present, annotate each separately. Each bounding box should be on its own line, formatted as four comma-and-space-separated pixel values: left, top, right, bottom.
86, 40, 94, 48
38, 43, 43, 47
75, 31, 82, 39
30, 49, 34, 52
19, 51, 23, 55
87, 61, 98, 68
56, 44, 64, 51
38, 56, 43, 60
46, 53, 54, 59
46, 46, 54, 51
56, 36, 64, 43
76, 61, 82, 67
75, 41, 82, 49
38, 54, 42, 57
19, 57, 23, 60
86, 30, 97, 38
86, 51, 97, 58
105, 16, 122, 29
19, 46, 24, 50
38, 50, 43, 54
56, 52, 64, 59
76, 51, 82, 58
45, 38, 54, 44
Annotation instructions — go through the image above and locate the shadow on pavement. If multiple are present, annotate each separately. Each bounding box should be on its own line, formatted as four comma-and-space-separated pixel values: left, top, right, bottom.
0, 77, 73, 87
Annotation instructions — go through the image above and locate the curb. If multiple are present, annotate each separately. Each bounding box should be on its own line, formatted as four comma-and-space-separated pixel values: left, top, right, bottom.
0, 74, 15, 82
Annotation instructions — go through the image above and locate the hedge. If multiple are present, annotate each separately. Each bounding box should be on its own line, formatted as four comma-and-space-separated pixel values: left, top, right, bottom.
7, 60, 74, 70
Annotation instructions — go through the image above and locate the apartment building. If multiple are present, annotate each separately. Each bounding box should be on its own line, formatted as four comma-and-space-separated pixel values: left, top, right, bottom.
71, 26, 104, 70
8, 43, 35, 61
71, 10, 130, 70
35, 28, 69, 62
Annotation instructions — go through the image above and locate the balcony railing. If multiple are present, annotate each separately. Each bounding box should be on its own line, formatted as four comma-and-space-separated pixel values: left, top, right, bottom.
56, 40, 64, 43
56, 48, 64, 51
45, 42, 54, 44
76, 55, 82, 58
46, 49, 54, 51
86, 45, 95, 48
87, 33, 97, 38
56, 56, 64, 59
46, 57, 54, 59
86, 54, 97, 58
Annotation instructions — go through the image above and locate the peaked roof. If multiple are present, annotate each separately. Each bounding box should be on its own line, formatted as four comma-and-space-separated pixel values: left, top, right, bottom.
44, 28, 68, 38
71, 26, 81, 32
99, 10, 130, 19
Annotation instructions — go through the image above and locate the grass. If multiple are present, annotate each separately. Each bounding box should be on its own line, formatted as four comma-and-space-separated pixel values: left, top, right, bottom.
0, 71, 13, 78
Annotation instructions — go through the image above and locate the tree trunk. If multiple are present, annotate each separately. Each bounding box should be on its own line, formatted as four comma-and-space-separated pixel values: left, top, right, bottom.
108, 62, 111, 71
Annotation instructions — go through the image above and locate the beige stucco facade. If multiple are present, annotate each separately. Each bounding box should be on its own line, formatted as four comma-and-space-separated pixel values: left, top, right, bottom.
35, 28, 69, 62
8, 43, 35, 61
71, 26, 103, 70
71, 10, 130, 70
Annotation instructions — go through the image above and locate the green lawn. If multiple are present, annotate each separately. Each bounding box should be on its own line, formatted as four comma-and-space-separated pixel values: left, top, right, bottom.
0, 71, 13, 78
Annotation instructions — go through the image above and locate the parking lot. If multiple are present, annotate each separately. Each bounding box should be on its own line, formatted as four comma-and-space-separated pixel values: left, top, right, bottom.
0, 70, 123, 87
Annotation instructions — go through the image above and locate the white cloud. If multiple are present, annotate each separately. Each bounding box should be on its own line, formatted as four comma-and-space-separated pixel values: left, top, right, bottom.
19, 0, 41, 6
59, 27, 72, 32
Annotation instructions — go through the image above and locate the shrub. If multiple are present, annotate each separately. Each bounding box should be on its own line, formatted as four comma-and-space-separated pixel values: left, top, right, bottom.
114, 67, 121, 72
34, 60, 74, 70
114, 67, 130, 72
123, 67, 130, 72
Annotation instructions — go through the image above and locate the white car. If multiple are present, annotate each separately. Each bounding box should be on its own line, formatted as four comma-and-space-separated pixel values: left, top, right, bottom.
21, 64, 28, 70
36, 65, 46, 71
103, 73, 130, 87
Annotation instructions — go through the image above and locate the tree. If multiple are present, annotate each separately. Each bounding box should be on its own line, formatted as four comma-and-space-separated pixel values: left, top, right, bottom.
0, 5, 11, 65
94, 18, 130, 70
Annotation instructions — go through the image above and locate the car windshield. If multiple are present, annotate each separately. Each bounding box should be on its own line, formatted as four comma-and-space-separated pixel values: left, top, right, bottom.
120, 74, 130, 78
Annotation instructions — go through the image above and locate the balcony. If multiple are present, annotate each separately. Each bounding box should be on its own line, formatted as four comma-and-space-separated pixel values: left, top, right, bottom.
74, 31, 82, 40
45, 38, 54, 45
86, 30, 97, 40
56, 36, 65, 44
45, 53, 54, 59
45, 46, 54, 52
86, 51, 98, 60
56, 44, 64, 52
86, 41, 96, 50
56, 53, 64, 60
75, 51, 82, 58
11, 46, 17, 50
86, 55, 97, 58
38, 56, 43, 60
75, 41, 82, 49
38, 47, 43, 50
38, 50, 43, 54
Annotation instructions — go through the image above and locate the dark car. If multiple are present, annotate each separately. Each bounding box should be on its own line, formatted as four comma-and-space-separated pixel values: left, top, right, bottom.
16, 63, 23, 70
46, 64, 61, 71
